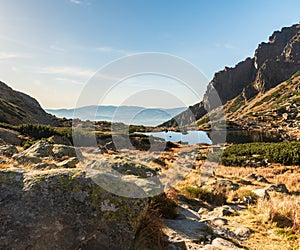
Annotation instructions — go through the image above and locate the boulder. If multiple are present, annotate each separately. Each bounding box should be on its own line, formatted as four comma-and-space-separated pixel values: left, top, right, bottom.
48, 135, 72, 146
52, 144, 81, 159
21, 141, 53, 158
0, 128, 22, 145
0, 169, 147, 249
267, 184, 289, 194
252, 189, 271, 200
0, 144, 18, 157
31, 162, 58, 169
246, 173, 269, 183
57, 157, 79, 168
211, 237, 241, 250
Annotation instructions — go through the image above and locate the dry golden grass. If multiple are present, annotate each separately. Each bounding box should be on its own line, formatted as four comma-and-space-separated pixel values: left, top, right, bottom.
0, 163, 14, 169
133, 205, 166, 250
216, 164, 300, 193
257, 195, 300, 232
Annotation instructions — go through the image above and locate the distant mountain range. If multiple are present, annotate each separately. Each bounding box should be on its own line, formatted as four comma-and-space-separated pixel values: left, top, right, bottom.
46, 106, 186, 126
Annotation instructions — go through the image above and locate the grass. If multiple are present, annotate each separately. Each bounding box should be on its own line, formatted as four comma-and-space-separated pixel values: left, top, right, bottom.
183, 184, 227, 206
133, 205, 166, 250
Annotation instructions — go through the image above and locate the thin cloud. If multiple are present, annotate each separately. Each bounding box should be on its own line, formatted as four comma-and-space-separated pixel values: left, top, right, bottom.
0, 52, 31, 59
214, 43, 235, 50
69, 0, 90, 5
49, 45, 65, 52
37, 66, 96, 78
70, 0, 82, 4
96, 46, 133, 55
35, 65, 121, 82
55, 77, 84, 85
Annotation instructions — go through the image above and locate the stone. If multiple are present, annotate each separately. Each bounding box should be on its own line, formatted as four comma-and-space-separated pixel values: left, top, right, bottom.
0, 128, 22, 145
267, 184, 289, 194
52, 144, 81, 159
21, 141, 53, 158
246, 173, 269, 183
211, 218, 228, 227
32, 162, 58, 169
0, 144, 18, 157
211, 237, 241, 250
48, 135, 72, 146
234, 227, 252, 239
57, 157, 79, 168
0, 138, 6, 145
253, 189, 270, 200
163, 218, 212, 242
13, 154, 41, 164
0, 169, 147, 249
212, 206, 235, 217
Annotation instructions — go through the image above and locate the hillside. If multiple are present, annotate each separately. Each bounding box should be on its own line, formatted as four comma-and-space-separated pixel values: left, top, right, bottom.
161, 23, 300, 139
0, 81, 57, 126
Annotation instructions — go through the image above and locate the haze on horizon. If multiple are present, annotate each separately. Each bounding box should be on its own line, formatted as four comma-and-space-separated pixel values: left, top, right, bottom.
0, 0, 299, 109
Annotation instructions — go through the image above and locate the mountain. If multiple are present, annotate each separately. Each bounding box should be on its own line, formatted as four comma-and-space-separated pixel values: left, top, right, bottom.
161, 23, 300, 138
46, 106, 186, 126
0, 81, 57, 126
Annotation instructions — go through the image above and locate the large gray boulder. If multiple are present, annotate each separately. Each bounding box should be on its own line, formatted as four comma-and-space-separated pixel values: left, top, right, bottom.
0, 169, 147, 249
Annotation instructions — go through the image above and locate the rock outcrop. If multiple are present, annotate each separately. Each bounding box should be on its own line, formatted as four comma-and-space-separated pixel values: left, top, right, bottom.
162, 23, 300, 127
0, 81, 57, 125
0, 168, 147, 249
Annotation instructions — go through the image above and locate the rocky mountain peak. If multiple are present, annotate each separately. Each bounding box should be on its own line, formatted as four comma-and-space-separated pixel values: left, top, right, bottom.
162, 23, 300, 127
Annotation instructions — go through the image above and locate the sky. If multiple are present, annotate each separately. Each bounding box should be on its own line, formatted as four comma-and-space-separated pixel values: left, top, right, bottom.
0, 0, 300, 109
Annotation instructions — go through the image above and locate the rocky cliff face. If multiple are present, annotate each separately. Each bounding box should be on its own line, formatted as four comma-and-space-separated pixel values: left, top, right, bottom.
162, 23, 300, 127
0, 81, 57, 125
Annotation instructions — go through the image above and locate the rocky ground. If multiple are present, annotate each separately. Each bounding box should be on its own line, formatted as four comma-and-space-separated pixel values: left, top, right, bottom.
0, 133, 299, 249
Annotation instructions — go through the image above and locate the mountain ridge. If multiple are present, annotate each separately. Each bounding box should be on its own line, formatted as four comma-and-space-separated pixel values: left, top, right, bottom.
161, 23, 300, 132
0, 81, 57, 126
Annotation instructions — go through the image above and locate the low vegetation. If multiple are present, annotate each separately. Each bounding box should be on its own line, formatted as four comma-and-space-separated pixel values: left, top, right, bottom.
221, 142, 300, 166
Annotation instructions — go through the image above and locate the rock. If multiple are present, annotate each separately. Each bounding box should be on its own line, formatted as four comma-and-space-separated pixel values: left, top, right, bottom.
0, 128, 22, 145
22, 141, 53, 158
210, 179, 240, 191
0, 144, 18, 157
48, 135, 72, 146
233, 227, 252, 239
31, 162, 58, 169
211, 218, 228, 227
0, 169, 147, 249
211, 206, 235, 217
246, 173, 269, 183
163, 218, 212, 242
0, 156, 6, 164
166, 240, 186, 250
267, 184, 289, 194
0, 138, 6, 145
177, 205, 200, 221
253, 189, 270, 200
57, 157, 79, 168
52, 144, 80, 159
12, 154, 41, 164
211, 237, 241, 249
105, 141, 116, 151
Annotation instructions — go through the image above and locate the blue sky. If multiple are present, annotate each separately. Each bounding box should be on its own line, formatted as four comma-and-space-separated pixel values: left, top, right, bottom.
0, 0, 299, 109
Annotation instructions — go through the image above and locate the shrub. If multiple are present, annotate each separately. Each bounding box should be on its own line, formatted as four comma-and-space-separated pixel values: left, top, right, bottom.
150, 193, 178, 219
221, 142, 300, 166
